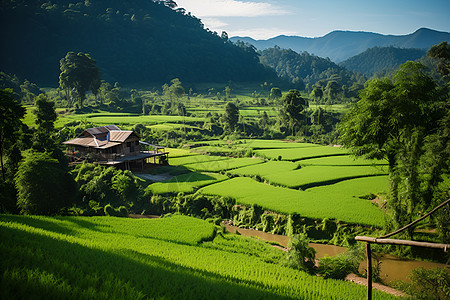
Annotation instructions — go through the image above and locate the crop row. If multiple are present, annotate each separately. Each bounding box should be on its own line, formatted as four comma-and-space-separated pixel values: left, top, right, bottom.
147, 172, 229, 194
200, 177, 387, 227
0, 215, 396, 299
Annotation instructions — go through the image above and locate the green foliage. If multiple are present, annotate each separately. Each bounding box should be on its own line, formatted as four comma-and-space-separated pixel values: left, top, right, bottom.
340, 61, 448, 239
200, 177, 387, 226
396, 267, 450, 299
317, 247, 364, 279
1, 1, 279, 86
279, 89, 308, 135
428, 41, 450, 78
72, 163, 141, 214
259, 47, 366, 100
15, 150, 76, 215
223, 102, 239, 131
286, 234, 316, 273
340, 46, 426, 77
59, 52, 101, 108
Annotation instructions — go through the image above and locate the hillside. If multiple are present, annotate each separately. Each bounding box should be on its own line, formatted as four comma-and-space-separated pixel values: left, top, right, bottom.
340, 47, 426, 76
259, 47, 366, 99
0, 0, 278, 86
231, 28, 450, 62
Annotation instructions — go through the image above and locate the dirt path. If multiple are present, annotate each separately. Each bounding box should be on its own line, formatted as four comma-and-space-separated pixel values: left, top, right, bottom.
345, 274, 406, 297
133, 173, 173, 182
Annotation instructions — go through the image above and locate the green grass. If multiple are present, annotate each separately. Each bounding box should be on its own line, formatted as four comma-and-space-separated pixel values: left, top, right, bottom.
166, 147, 200, 158
185, 157, 265, 172
200, 177, 386, 227
299, 155, 388, 166
307, 175, 389, 198
264, 165, 388, 189
238, 139, 321, 149
255, 146, 348, 161
169, 155, 230, 166
0, 215, 396, 299
228, 161, 300, 177
147, 172, 229, 194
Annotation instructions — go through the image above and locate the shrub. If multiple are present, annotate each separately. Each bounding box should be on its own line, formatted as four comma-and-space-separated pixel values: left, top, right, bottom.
104, 204, 115, 216
317, 247, 362, 280
397, 267, 450, 299
117, 206, 128, 217
286, 234, 316, 274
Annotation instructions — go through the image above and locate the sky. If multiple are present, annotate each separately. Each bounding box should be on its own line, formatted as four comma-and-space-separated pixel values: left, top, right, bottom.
175, 0, 450, 39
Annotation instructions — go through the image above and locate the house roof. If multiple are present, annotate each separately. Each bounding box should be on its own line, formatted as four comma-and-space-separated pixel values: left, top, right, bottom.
62, 125, 138, 149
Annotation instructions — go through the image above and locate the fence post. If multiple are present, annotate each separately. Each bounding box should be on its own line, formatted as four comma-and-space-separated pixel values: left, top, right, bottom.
366, 242, 372, 300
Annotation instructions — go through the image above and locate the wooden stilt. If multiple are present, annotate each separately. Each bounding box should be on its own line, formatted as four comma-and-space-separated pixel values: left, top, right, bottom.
366, 243, 372, 300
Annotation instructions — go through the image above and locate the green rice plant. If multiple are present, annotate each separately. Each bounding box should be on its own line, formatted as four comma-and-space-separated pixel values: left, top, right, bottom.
169, 154, 230, 166
307, 176, 389, 198
228, 160, 299, 177
255, 146, 348, 161
264, 165, 388, 189
185, 157, 264, 172
299, 155, 388, 166
165, 147, 200, 158
238, 139, 321, 149
200, 177, 386, 227
0, 215, 396, 299
147, 172, 229, 194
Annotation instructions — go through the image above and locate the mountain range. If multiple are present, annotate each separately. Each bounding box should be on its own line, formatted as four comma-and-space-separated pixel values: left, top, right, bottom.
230, 28, 450, 62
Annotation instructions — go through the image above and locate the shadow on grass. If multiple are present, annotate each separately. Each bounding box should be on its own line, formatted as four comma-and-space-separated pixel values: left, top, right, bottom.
0, 214, 112, 236
0, 225, 297, 300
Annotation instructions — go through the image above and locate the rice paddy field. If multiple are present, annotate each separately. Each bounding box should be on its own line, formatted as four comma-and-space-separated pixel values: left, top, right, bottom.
0, 214, 397, 299
143, 139, 391, 227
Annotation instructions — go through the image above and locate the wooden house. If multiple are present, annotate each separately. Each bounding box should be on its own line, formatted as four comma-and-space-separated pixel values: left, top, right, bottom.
63, 125, 168, 169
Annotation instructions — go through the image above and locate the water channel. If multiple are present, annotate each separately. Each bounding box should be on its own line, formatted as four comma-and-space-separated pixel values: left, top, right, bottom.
222, 224, 448, 283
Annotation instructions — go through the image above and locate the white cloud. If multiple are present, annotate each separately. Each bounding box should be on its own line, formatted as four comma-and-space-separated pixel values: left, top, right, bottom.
176, 0, 288, 17
202, 17, 229, 30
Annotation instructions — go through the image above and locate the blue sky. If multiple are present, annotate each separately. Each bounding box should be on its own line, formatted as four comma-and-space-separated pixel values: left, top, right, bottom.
175, 0, 450, 39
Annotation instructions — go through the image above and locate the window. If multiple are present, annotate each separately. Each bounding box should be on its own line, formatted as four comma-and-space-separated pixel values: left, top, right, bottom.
135, 140, 139, 146
127, 142, 131, 147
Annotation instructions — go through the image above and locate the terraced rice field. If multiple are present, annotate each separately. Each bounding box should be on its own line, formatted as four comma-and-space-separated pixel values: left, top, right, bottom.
254, 145, 348, 161
147, 172, 228, 194
143, 140, 390, 227
199, 177, 386, 227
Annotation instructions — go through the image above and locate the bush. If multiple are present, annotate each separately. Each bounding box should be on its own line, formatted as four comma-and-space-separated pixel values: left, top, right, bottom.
396, 267, 450, 299
317, 248, 362, 280
117, 206, 128, 217
104, 204, 115, 216
286, 234, 316, 274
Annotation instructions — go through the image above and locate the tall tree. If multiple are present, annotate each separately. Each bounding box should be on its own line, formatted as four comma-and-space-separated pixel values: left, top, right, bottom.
340, 62, 446, 238
0, 89, 25, 182
428, 41, 450, 79
33, 94, 57, 152
59, 52, 101, 108
223, 102, 239, 132
280, 89, 308, 136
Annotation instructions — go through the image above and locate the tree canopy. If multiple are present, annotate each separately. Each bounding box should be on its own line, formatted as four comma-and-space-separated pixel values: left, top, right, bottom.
0, 89, 25, 181
280, 89, 308, 136
339, 62, 448, 239
59, 52, 101, 108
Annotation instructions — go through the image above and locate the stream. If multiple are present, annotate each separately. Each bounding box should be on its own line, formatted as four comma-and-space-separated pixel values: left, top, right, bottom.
222, 224, 448, 283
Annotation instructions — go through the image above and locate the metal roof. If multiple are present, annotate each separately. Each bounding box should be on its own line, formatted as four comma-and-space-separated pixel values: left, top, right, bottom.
85, 125, 120, 136
109, 130, 134, 143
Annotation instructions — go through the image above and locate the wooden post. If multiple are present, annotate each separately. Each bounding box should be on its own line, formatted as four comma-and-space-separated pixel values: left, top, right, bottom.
366, 242, 372, 300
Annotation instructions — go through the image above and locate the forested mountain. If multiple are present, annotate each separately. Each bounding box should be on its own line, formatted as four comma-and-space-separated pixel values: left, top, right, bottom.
0, 0, 278, 86
340, 47, 426, 77
259, 47, 366, 100
231, 28, 450, 62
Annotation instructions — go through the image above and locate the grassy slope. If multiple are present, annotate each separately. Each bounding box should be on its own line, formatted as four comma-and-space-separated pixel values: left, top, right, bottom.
0, 215, 396, 299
